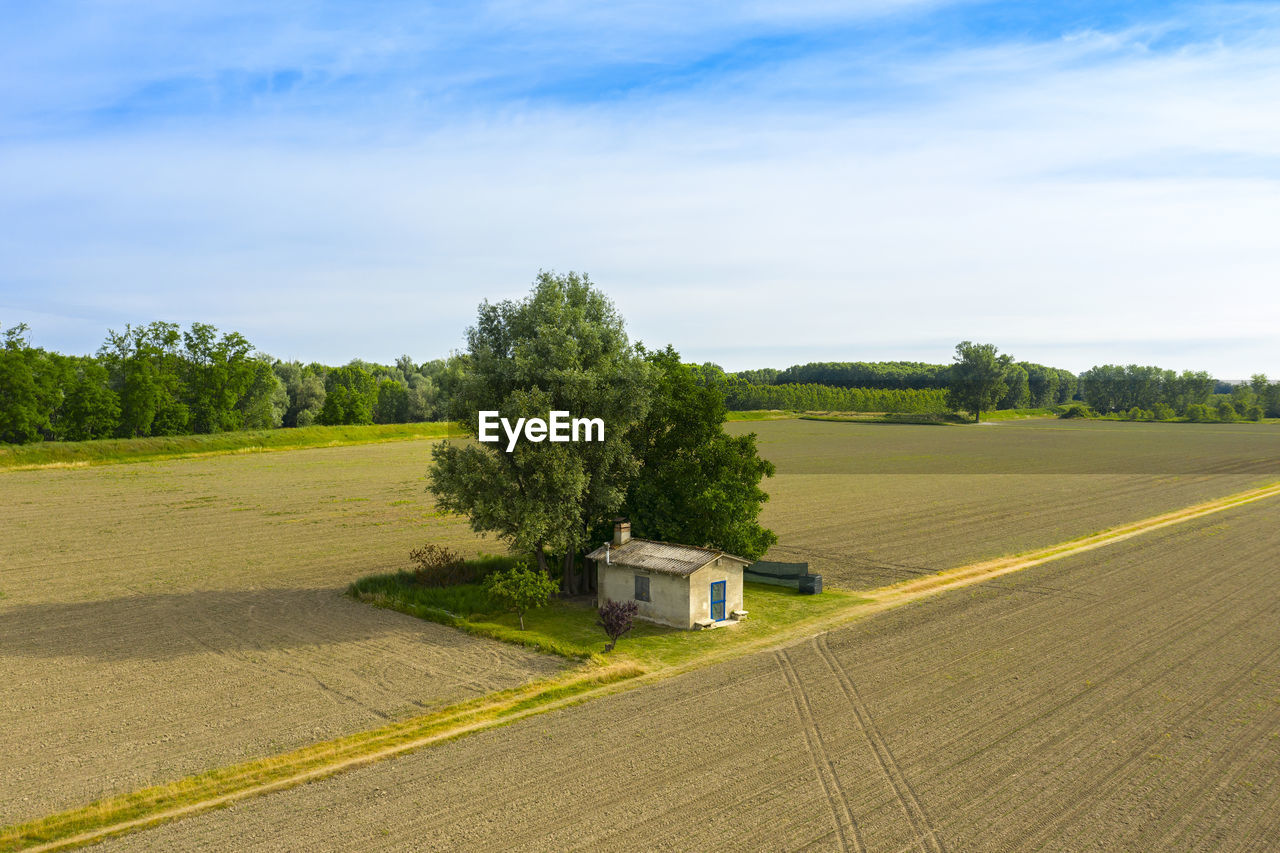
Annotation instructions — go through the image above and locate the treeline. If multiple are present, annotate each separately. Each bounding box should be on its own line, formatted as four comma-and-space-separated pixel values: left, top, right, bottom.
0, 321, 459, 445
723, 361, 1077, 412
723, 381, 949, 413
733, 360, 1077, 409
1078, 365, 1280, 420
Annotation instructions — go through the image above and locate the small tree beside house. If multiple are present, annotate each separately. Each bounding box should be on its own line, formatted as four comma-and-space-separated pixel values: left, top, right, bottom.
597, 599, 639, 653
484, 562, 560, 630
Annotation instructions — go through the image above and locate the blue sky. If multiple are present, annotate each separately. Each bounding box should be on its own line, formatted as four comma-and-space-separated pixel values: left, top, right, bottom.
2, 1, 1278, 375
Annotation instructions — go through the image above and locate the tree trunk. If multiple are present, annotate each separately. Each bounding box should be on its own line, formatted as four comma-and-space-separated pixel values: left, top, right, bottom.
535, 542, 549, 576
562, 550, 577, 596
518, 610, 525, 630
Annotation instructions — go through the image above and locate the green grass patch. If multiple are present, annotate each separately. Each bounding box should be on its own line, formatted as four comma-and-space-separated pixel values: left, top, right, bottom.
724, 410, 799, 421
978, 408, 1057, 421
348, 574, 867, 669
0, 422, 463, 471
800, 411, 964, 425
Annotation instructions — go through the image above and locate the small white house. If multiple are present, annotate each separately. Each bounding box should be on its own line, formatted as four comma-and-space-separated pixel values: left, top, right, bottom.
586, 520, 750, 629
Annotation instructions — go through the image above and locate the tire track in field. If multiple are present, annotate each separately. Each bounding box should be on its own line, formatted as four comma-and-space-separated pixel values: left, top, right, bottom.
776, 651, 866, 852
814, 634, 947, 853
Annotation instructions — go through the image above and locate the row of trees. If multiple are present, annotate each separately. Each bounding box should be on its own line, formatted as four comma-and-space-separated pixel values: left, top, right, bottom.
727, 360, 1076, 413
724, 381, 949, 413
736, 359, 1077, 404
428, 272, 778, 595
0, 321, 461, 444
1078, 364, 1280, 417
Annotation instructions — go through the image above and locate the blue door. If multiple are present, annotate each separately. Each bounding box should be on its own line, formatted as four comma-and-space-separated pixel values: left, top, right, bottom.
710, 581, 726, 621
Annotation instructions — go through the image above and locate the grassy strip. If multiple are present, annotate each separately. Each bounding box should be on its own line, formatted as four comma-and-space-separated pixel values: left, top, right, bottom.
0, 664, 643, 853
13, 482, 1280, 850
800, 412, 963, 425
724, 410, 799, 421
0, 422, 462, 471
978, 408, 1056, 420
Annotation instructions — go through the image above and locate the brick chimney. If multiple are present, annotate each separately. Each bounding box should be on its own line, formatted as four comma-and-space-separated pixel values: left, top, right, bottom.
613, 518, 631, 546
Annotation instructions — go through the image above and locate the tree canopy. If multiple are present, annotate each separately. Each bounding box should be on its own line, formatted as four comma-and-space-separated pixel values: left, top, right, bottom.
428, 272, 652, 593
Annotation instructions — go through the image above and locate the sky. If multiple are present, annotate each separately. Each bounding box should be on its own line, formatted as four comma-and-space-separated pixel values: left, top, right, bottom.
1, 1, 1278, 377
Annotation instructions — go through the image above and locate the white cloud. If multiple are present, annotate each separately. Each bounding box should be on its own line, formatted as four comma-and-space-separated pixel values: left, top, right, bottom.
2, 4, 1279, 375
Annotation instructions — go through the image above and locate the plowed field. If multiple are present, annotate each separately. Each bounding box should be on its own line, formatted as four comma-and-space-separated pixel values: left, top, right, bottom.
0, 443, 563, 825
734, 418, 1280, 587
99, 495, 1280, 851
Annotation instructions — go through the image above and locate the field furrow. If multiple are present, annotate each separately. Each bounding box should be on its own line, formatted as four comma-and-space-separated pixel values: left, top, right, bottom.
94, 491, 1280, 851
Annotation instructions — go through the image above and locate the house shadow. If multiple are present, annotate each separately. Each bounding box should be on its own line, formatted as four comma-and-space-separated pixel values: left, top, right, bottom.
0, 587, 439, 663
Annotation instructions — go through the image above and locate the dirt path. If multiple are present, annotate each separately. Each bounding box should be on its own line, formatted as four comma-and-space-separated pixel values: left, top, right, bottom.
95, 494, 1280, 851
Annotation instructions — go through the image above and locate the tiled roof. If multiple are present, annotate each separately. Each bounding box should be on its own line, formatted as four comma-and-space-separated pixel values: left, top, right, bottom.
585, 537, 749, 577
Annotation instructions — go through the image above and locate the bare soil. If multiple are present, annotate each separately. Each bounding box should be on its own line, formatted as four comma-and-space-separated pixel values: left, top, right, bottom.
733, 418, 1279, 588
0, 443, 562, 825
97, 496, 1280, 851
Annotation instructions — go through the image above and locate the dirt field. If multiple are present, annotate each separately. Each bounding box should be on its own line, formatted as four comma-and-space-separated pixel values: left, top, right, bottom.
100, 495, 1280, 851
733, 418, 1280, 587
0, 443, 562, 825
5, 420, 1278, 831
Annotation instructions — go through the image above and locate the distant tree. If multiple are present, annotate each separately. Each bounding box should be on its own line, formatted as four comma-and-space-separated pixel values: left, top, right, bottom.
236, 358, 288, 429
275, 362, 327, 427
947, 342, 1014, 423
620, 346, 777, 559
182, 323, 256, 432
997, 364, 1030, 409
484, 562, 560, 630
733, 367, 780, 385
1185, 403, 1214, 422
49, 356, 120, 441
318, 364, 377, 425
597, 599, 639, 652
0, 324, 52, 443
1216, 400, 1237, 422
374, 378, 410, 423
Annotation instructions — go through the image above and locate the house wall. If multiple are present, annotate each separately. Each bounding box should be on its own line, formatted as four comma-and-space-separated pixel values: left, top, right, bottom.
597, 564, 693, 629
688, 557, 745, 624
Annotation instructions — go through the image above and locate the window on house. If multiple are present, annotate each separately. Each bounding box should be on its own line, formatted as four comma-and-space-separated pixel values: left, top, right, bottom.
634, 574, 650, 602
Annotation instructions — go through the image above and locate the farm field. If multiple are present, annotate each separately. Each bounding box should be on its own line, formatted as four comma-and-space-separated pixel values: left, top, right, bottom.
99, 495, 1280, 851
0, 443, 564, 825
736, 418, 1280, 587
4, 418, 1278, 833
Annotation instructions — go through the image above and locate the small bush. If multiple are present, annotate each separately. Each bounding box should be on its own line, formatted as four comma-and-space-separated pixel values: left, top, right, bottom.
597, 599, 640, 653
1217, 401, 1237, 422
1152, 403, 1175, 421
1247, 404, 1265, 422
1125, 407, 1152, 421
1185, 403, 1214, 422
409, 544, 466, 587
484, 561, 560, 630
1058, 403, 1095, 419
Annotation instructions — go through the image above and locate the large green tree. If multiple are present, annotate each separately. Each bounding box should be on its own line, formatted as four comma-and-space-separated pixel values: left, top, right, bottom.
947, 341, 1014, 423
620, 346, 777, 559
428, 272, 652, 593
0, 324, 56, 444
